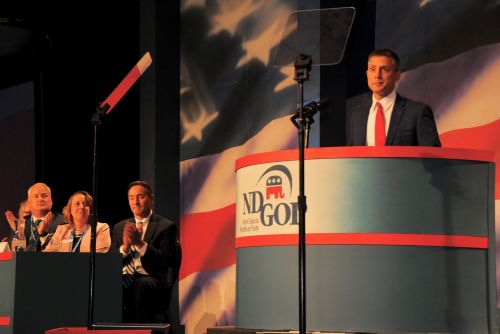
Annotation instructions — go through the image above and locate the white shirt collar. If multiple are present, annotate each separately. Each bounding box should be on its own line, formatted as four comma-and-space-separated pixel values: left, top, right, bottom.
135, 210, 152, 224
372, 89, 397, 110
31, 213, 48, 222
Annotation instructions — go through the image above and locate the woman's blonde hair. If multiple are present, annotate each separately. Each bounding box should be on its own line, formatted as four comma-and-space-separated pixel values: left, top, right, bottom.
62, 191, 93, 228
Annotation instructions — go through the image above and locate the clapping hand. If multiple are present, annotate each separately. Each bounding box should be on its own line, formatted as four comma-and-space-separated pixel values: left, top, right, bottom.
123, 221, 144, 253
37, 212, 52, 235
4, 210, 17, 231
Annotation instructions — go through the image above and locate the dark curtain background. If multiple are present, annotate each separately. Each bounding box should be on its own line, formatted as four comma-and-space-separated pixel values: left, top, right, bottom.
0, 0, 141, 228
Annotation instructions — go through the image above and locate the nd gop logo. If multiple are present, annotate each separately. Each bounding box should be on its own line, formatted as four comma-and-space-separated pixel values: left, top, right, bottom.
242, 164, 298, 227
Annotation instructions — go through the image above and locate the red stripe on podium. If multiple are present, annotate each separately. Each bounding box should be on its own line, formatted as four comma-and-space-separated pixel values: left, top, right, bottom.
0, 252, 13, 261
45, 328, 151, 333
235, 147, 495, 171
235, 233, 489, 249
0, 317, 10, 326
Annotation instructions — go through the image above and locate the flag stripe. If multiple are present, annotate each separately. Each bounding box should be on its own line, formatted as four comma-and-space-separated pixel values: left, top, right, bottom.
179, 204, 236, 280
440, 119, 500, 199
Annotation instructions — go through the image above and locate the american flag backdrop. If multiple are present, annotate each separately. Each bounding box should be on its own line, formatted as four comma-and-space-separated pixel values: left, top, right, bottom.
179, 1, 500, 334
180, 1, 302, 334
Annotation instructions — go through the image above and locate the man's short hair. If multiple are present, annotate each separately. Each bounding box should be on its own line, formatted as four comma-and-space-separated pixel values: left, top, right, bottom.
128, 180, 154, 198
27, 182, 52, 197
368, 48, 400, 70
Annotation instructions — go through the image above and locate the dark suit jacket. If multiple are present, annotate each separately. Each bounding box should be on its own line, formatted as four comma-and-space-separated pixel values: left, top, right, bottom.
24, 212, 66, 251
346, 92, 441, 147
111, 213, 178, 289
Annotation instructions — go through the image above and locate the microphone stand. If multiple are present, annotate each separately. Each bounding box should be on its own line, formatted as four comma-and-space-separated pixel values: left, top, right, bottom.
88, 102, 109, 329
82, 52, 151, 330
290, 53, 312, 334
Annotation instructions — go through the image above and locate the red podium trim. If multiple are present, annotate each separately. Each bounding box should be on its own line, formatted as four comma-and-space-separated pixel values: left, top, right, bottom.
0, 317, 10, 326
45, 328, 151, 334
235, 233, 489, 249
235, 147, 495, 171
0, 252, 13, 261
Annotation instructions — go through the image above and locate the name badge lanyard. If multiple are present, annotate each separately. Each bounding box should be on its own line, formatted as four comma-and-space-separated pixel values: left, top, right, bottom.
71, 224, 90, 253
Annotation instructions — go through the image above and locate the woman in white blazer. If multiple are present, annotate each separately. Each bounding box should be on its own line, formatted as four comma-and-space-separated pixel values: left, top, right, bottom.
44, 191, 110, 253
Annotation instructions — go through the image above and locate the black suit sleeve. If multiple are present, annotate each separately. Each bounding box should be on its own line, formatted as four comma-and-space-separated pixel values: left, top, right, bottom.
346, 106, 353, 146
141, 220, 178, 278
416, 105, 441, 147
111, 222, 124, 253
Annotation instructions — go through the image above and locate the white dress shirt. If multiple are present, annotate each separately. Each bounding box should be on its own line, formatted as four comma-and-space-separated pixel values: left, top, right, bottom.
121, 211, 152, 275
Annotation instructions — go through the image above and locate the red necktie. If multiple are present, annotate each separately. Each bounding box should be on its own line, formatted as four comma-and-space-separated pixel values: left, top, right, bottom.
375, 102, 386, 146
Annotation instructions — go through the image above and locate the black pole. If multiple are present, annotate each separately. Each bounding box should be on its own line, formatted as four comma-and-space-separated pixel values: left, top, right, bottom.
87, 103, 109, 329
292, 54, 311, 334
298, 78, 306, 334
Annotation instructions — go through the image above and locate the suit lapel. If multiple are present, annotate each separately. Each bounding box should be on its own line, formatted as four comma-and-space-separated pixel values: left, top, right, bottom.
386, 94, 405, 145
48, 212, 59, 234
143, 215, 158, 243
24, 216, 33, 240
354, 96, 371, 145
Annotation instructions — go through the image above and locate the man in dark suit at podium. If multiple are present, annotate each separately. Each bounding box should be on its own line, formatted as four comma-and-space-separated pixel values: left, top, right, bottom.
111, 180, 179, 323
346, 48, 441, 147
24, 182, 66, 251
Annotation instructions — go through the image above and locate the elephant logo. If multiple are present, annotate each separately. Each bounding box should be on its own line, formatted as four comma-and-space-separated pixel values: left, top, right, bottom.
256, 164, 293, 200
266, 176, 285, 199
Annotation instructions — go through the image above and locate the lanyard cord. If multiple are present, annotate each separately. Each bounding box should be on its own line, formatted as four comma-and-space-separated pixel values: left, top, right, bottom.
71, 224, 90, 253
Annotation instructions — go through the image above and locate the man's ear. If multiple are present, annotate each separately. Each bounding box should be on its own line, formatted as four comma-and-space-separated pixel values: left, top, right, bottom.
395, 70, 401, 82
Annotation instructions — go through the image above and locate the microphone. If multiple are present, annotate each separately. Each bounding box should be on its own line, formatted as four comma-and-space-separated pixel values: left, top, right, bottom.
291, 98, 330, 129
301, 98, 330, 112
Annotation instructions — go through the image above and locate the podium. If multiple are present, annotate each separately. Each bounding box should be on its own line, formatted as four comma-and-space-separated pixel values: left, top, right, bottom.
235, 147, 497, 333
0, 252, 122, 334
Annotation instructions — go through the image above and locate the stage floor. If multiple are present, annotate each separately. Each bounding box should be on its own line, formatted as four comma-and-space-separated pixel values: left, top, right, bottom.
207, 325, 485, 334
